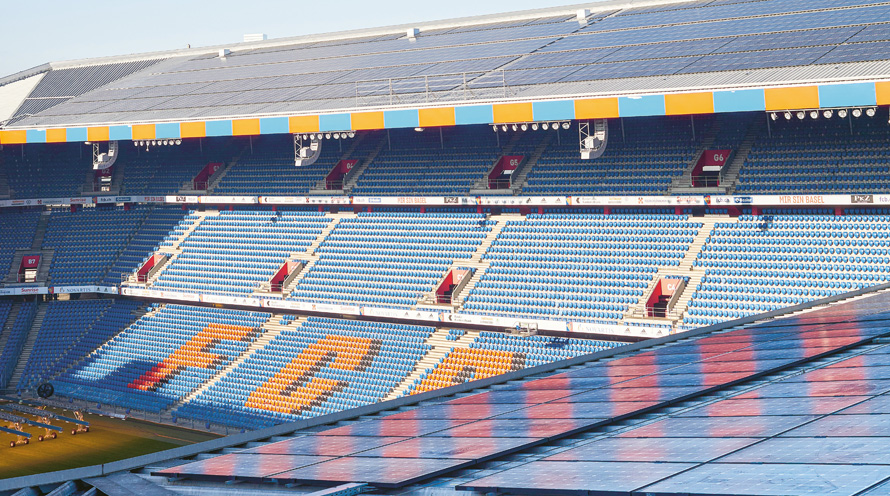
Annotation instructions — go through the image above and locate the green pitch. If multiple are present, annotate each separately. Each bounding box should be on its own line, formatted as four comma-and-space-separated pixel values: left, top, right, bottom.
0, 404, 220, 480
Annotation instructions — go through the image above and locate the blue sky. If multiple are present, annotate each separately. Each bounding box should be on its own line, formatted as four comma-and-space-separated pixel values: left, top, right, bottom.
0, 0, 581, 77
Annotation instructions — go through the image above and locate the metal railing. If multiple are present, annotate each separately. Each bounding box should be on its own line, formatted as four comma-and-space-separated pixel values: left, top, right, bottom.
354, 70, 513, 107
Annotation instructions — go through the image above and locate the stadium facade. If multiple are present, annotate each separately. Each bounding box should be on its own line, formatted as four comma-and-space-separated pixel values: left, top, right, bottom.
0, 0, 889, 494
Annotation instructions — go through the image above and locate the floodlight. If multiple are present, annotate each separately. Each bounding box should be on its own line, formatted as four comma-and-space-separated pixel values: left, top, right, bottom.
175, 139, 182, 145
866, 107, 876, 117
823, 109, 833, 119
492, 125, 498, 132
151, 140, 157, 146
561, 122, 571, 130
796, 111, 805, 120
770, 112, 778, 121
542, 122, 549, 130
520, 123, 528, 131
531, 123, 539, 130
325, 133, 332, 139
852, 108, 862, 118
348, 131, 355, 138
414, 127, 424, 132
783, 112, 792, 120
838, 109, 848, 118
809, 110, 819, 119
501, 124, 508, 132
511, 124, 518, 131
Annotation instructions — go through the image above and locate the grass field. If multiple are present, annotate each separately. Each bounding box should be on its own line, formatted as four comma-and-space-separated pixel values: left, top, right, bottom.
0, 402, 219, 480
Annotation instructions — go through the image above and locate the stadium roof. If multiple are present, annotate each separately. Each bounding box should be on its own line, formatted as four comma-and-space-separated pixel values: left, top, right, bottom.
1, 0, 889, 139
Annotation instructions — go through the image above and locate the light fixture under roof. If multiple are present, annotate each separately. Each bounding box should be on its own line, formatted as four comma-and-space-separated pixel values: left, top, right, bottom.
531, 123, 539, 130
520, 123, 528, 131
783, 111, 792, 120
866, 107, 876, 117
561, 122, 571, 130
852, 108, 862, 118
809, 110, 819, 119
542, 122, 549, 130
823, 109, 833, 119
770, 112, 778, 121
796, 111, 805, 120
511, 124, 518, 131
838, 109, 848, 118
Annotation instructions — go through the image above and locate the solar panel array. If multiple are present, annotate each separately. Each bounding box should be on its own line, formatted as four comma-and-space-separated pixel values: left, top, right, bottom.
157, 292, 890, 494
9, 0, 890, 127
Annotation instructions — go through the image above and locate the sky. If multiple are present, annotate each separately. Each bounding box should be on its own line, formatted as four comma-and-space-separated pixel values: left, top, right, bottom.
0, 0, 584, 77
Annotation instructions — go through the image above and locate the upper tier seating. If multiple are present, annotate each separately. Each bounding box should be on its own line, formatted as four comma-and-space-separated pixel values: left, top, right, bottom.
2, 143, 91, 198
287, 212, 492, 307
523, 117, 700, 195
683, 211, 890, 328
18, 299, 141, 390
213, 134, 340, 195
174, 316, 434, 430
43, 206, 150, 285
121, 138, 244, 195
102, 206, 188, 285
54, 304, 269, 413
0, 210, 41, 279
151, 209, 329, 295
410, 331, 619, 394
351, 127, 499, 195
464, 212, 702, 323
735, 110, 890, 194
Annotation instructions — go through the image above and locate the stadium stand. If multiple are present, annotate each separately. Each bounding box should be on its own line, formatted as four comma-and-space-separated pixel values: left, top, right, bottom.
522, 117, 700, 194
54, 304, 270, 413
1, 144, 91, 198
287, 212, 492, 307
0, 301, 37, 389
212, 134, 339, 195
101, 206, 188, 285
683, 211, 890, 328
17, 299, 142, 390
409, 331, 619, 394
464, 211, 701, 323
735, 109, 890, 194
120, 138, 244, 195
0, 209, 41, 279
43, 206, 150, 285
4, 0, 890, 493
351, 127, 499, 195
151, 209, 329, 295
175, 316, 434, 430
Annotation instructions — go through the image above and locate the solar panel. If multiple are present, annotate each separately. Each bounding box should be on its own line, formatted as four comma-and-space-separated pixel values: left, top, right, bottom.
354, 435, 538, 461
458, 460, 696, 494
553, 385, 707, 403
781, 414, 890, 437
315, 418, 473, 437
382, 403, 524, 420
154, 454, 333, 479
424, 417, 607, 439
677, 396, 868, 417
239, 435, 409, 456
545, 436, 760, 462
721, 436, 890, 464
617, 415, 819, 438
492, 401, 661, 419
446, 388, 577, 404
733, 379, 890, 399
640, 462, 890, 496
269, 456, 471, 488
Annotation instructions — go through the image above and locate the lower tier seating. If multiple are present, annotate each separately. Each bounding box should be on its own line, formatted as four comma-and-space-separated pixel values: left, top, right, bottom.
54, 304, 270, 413
18, 299, 142, 390
409, 331, 619, 394
0, 302, 37, 389
174, 316, 434, 430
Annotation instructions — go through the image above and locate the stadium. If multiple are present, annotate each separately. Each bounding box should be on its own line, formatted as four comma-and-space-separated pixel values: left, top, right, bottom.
0, 0, 889, 493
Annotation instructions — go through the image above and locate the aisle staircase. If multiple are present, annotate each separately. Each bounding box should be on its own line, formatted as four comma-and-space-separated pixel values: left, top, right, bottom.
382, 327, 479, 401
7, 303, 46, 392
